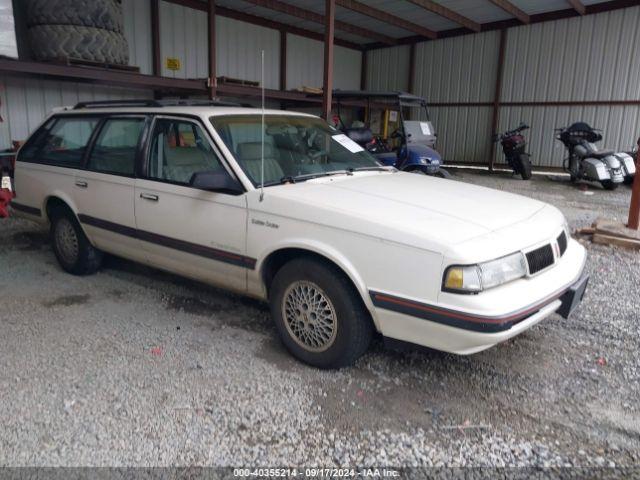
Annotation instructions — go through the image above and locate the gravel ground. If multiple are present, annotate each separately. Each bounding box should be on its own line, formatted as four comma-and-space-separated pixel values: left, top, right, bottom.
0, 170, 639, 470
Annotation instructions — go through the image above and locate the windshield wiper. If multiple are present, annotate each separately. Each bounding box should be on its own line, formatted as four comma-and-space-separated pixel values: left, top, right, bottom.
291, 170, 353, 181
262, 171, 349, 187
347, 166, 392, 173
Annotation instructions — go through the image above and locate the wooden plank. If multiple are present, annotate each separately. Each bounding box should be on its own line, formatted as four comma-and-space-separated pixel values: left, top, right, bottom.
592, 234, 640, 250
360, 50, 367, 90
323, 0, 336, 122
406, 0, 481, 32
629, 144, 640, 230
208, 0, 216, 99
336, 0, 437, 39
489, 28, 507, 171
593, 219, 640, 241
407, 43, 416, 93
150, 0, 161, 76
279, 30, 287, 91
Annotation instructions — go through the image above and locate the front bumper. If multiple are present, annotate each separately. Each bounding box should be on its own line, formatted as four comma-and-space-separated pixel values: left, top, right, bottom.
372, 242, 588, 355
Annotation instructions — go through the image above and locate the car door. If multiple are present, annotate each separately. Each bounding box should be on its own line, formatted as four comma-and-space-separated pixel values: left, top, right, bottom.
134, 116, 249, 292
73, 115, 148, 261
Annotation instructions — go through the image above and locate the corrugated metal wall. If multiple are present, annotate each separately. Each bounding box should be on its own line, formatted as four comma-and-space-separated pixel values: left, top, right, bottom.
0, 76, 152, 148
139, 1, 360, 91
366, 45, 410, 91
217, 16, 280, 89
158, 0, 209, 79
367, 5, 640, 168
415, 31, 500, 103
286, 34, 362, 91
122, 0, 153, 75
413, 31, 500, 164
497, 6, 640, 167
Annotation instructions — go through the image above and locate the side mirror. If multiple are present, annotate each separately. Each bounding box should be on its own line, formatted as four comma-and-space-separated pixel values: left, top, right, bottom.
190, 171, 244, 195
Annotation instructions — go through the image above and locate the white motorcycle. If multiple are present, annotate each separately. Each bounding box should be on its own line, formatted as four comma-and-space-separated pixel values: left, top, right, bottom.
556, 122, 636, 190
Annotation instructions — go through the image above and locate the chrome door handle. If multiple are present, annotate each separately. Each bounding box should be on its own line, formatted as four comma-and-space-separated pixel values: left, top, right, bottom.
75, 180, 88, 188
140, 193, 159, 201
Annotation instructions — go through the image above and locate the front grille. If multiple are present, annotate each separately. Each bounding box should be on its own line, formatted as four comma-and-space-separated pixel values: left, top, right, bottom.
557, 231, 568, 257
526, 244, 555, 275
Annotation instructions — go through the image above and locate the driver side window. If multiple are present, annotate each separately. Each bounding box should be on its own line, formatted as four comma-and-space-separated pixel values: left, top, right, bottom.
148, 118, 222, 185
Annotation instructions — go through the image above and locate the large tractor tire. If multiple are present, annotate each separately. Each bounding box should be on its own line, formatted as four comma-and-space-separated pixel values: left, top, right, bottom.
25, 0, 124, 34
28, 24, 129, 65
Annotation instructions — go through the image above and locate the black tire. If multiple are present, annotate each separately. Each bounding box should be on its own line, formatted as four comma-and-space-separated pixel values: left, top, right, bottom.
28, 25, 129, 65
516, 154, 533, 180
269, 257, 373, 369
601, 180, 619, 190
50, 207, 103, 275
434, 168, 451, 179
624, 175, 635, 185
25, 0, 124, 34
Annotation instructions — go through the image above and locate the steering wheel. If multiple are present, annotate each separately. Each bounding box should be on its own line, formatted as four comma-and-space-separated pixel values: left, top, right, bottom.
390, 129, 404, 140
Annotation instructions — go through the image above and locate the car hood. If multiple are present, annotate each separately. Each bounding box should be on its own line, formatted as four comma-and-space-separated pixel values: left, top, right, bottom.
256, 171, 552, 254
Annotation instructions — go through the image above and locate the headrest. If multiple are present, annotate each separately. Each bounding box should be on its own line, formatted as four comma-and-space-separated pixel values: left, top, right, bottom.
164, 144, 207, 166
237, 142, 275, 160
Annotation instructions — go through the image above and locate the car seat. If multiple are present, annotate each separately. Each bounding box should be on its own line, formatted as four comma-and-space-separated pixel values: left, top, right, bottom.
236, 142, 284, 184
163, 135, 214, 184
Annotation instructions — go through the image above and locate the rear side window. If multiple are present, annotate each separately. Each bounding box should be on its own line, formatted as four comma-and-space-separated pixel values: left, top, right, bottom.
19, 116, 99, 167
87, 118, 145, 175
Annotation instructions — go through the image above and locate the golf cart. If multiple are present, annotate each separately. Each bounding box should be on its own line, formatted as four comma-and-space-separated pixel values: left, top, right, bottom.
333, 90, 449, 178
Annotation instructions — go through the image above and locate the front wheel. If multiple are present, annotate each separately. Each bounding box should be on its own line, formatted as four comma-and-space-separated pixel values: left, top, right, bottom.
269, 257, 373, 369
601, 180, 619, 190
433, 168, 451, 179
516, 154, 532, 180
624, 175, 635, 185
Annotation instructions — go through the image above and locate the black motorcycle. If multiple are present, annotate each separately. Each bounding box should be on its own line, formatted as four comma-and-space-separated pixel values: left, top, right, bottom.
494, 123, 532, 180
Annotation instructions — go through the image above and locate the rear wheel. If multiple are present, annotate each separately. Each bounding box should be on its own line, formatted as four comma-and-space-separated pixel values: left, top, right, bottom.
269, 257, 373, 369
516, 154, 532, 180
601, 180, 619, 190
50, 207, 103, 275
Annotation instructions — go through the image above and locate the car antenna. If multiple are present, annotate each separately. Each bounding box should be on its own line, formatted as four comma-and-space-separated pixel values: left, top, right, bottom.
260, 50, 265, 202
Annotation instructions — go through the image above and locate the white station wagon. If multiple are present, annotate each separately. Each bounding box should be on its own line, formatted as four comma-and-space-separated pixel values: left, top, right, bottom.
12, 100, 589, 368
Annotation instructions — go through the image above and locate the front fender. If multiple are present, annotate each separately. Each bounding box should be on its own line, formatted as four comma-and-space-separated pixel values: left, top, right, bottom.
253, 239, 381, 328
400, 145, 442, 172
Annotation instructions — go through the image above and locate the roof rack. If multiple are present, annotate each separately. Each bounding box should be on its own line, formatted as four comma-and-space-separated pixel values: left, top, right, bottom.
73, 99, 161, 109
73, 99, 242, 110
156, 99, 242, 107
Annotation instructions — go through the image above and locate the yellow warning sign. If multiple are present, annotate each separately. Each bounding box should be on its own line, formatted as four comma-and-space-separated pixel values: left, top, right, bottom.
165, 58, 181, 71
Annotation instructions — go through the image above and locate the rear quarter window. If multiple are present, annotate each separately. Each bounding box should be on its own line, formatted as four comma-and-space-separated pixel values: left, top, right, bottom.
19, 116, 100, 168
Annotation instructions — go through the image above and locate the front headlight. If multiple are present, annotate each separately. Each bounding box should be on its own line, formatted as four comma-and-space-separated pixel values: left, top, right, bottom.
443, 252, 527, 294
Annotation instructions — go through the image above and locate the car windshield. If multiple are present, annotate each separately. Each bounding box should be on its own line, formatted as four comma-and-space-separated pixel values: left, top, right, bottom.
210, 114, 383, 186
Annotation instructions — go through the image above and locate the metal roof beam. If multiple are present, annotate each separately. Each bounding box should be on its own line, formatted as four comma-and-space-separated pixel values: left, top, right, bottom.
405, 0, 481, 32
335, 0, 437, 39
566, 0, 586, 15
488, 0, 530, 24
240, 0, 398, 45
161, 0, 364, 50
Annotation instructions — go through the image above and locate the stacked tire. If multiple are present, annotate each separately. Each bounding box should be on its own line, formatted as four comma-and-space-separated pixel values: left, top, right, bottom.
25, 0, 129, 65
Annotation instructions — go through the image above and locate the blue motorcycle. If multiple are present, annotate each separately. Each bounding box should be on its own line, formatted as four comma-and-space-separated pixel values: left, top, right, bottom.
333, 90, 449, 178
